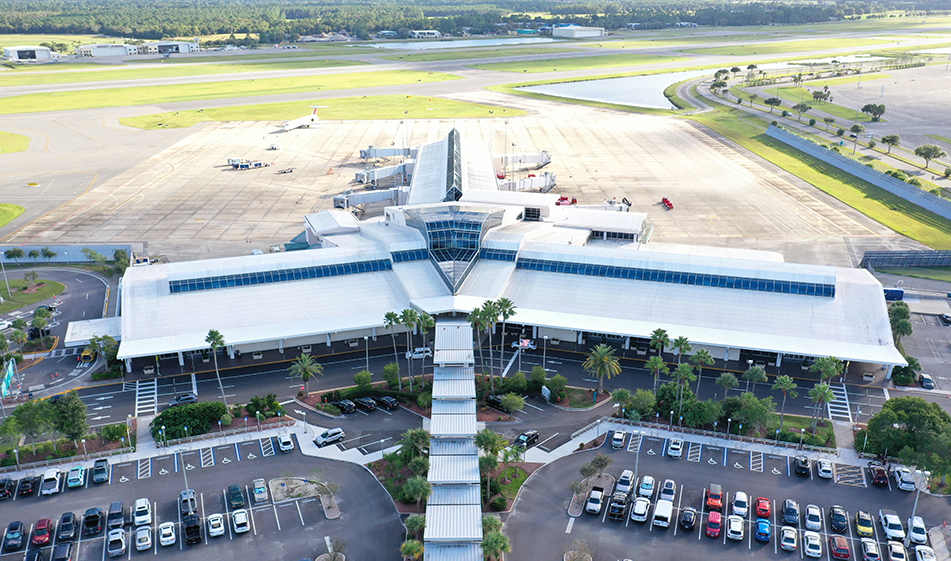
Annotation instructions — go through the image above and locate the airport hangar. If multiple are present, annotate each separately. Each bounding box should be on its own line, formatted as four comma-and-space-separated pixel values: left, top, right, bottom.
97, 129, 904, 376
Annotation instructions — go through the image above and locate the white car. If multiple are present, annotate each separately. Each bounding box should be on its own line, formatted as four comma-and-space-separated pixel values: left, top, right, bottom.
915, 546, 936, 561
158, 522, 176, 546
630, 497, 650, 523
888, 541, 908, 561
863, 538, 882, 561
615, 470, 634, 495
894, 467, 916, 491
405, 347, 432, 359
804, 504, 822, 531
0, 320, 11, 330
107, 529, 126, 557
252, 478, 268, 503
667, 438, 683, 458
638, 475, 655, 499
804, 531, 822, 558
135, 526, 152, 551
781, 526, 797, 551
733, 491, 749, 518
207, 513, 225, 537
726, 515, 744, 540
133, 498, 152, 526
880, 510, 906, 541
659, 479, 676, 502
611, 431, 626, 449
908, 516, 927, 545
277, 434, 294, 453
232, 509, 250, 534
817, 459, 834, 479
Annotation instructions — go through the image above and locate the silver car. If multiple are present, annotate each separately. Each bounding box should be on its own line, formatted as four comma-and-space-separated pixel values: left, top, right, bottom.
804, 504, 822, 531
252, 478, 268, 503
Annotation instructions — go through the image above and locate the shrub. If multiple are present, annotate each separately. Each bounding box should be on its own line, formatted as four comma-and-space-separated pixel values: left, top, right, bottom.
220, 413, 233, 426
490, 496, 508, 511
837, 128, 845, 136
907, 178, 923, 187
383, 363, 400, 388
417, 392, 432, 409
891, 368, 916, 386
944, 167, 951, 178
149, 401, 228, 440
868, 140, 876, 149
92, 367, 123, 381
781, 110, 789, 117
320, 404, 342, 416
770, 120, 779, 126
99, 423, 128, 442
529, 367, 547, 393
503, 371, 527, 394
482, 478, 501, 497
809, 118, 817, 126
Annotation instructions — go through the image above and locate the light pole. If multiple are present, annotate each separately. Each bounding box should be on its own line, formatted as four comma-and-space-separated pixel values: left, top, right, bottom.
255, 411, 261, 429
81, 439, 88, 460
0, 257, 10, 299
161, 425, 166, 447
632, 430, 645, 481
218, 420, 222, 433
798, 428, 806, 450
364, 336, 369, 372
542, 336, 548, 371
726, 417, 733, 440
126, 415, 133, 451
905, 468, 930, 549
295, 409, 309, 436
184, 425, 189, 439
13, 449, 18, 469
669, 410, 674, 428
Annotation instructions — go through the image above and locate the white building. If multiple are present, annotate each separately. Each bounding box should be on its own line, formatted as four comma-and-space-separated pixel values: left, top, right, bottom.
2, 46, 53, 61
411, 30, 442, 39
76, 44, 139, 57
552, 26, 604, 38
140, 41, 199, 55
104, 129, 904, 377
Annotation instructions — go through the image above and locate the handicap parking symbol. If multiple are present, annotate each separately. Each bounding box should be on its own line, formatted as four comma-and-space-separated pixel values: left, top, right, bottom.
222, 458, 232, 464
708, 458, 717, 465
647, 449, 656, 456
247, 453, 257, 460
159, 468, 169, 476
185, 464, 195, 471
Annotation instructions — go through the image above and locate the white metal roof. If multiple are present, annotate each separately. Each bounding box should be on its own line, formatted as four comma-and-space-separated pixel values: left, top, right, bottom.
303, 209, 360, 237
392, 261, 452, 300
552, 207, 647, 233
430, 414, 477, 437
433, 367, 475, 380
432, 378, 476, 400
432, 400, 476, 416
429, 456, 480, 485
430, 484, 481, 505
458, 260, 516, 298
460, 137, 498, 193
423, 544, 483, 561
460, 189, 559, 207
430, 439, 479, 456
424, 505, 483, 541
64, 317, 122, 348
433, 322, 474, 364
408, 137, 450, 205
359, 219, 427, 252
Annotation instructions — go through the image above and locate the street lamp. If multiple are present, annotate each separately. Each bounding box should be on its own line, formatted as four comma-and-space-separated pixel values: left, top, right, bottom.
669, 410, 674, 428
364, 336, 369, 372
726, 417, 733, 440
81, 439, 88, 460
798, 428, 806, 450
218, 420, 222, 433
13, 449, 18, 469
161, 425, 166, 447
542, 336, 548, 371
126, 415, 133, 451
632, 430, 645, 481
255, 411, 261, 429
905, 468, 930, 549
184, 425, 189, 439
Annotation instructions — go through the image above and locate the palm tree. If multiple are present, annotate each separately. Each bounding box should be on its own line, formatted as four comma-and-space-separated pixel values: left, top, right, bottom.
417, 312, 434, 390
809, 382, 834, 433
205, 329, 228, 407
10, 329, 27, 351
467, 309, 486, 377
400, 308, 419, 391
583, 344, 621, 393
481, 300, 500, 391
649, 328, 669, 358
400, 539, 424, 560
495, 297, 516, 377
810, 356, 843, 383
715, 372, 738, 397
646, 355, 668, 392
742, 366, 767, 393
671, 335, 691, 364
398, 428, 431, 460
672, 363, 696, 417
772, 375, 798, 433
690, 349, 714, 394
479, 455, 499, 502
288, 353, 323, 394
500, 446, 521, 482
384, 311, 402, 390
482, 530, 511, 561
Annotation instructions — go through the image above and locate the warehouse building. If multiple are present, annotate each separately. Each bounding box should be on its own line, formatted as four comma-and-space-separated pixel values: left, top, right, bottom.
2, 46, 53, 61
552, 26, 604, 38
140, 41, 199, 55
77, 44, 139, 57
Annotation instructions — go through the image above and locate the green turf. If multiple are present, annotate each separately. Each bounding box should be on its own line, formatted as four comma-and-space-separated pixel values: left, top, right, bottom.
585, 34, 796, 49
927, 134, 951, 145
129, 49, 356, 64
0, 70, 461, 115
0, 59, 367, 87
0, 204, 25, 228
686, 95, 951, 250
119, 95, 526, 129
875, 267, 951, 282
799, 73, 891, 87
499, 466, 530, 501
761, 85, 878, 122
0, 33, 104, 48
380, 46, 579, 62
0, 131, 31, 154
471, 53, 688, 73
0, 279, 66, 315
684, 37, 892, 56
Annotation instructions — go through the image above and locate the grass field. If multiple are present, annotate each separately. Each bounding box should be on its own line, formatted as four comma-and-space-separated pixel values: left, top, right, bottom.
0, 279, 66, 316
927, 134, 951, 145
0, 33, 104, 48
685, 37, 892, 56
760, 85, 878, 122
471, 53, 688, 73
119, 95, 526, 129
875, 267, 951, 282
585, 34, 796, 49
129, 48, 357, 63
0, 70, 460, 115
687, 94, 951, 250
0, 131, 30, 154
799, 73, 891, 87
380, 46, 579, 62
0, 204, 25, 228
0, 59, 367, 87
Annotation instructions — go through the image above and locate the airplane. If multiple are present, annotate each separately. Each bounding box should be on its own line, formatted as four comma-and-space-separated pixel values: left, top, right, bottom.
281, 105, 328, 132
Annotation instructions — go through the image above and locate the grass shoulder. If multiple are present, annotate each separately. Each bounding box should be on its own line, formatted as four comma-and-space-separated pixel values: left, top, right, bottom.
0, 204, 25, 228
875, 267, 951, 282
381, 46, 580, 63
470, 53, 688, 73
0, 131, 30, 155
0, 279, 66, 315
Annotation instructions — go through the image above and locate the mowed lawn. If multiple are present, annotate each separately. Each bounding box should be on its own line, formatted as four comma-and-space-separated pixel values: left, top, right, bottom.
584, 33, 797, 49
0, 131, 31, 154
471, 53, 688, 73
0, 58, 367, 87
0, 204, 25, 228
120, 95, 525, 129
684, 37, 893, 55
380, 46, 580, 62
0, 70, 461, 115
759, 85, 879, 122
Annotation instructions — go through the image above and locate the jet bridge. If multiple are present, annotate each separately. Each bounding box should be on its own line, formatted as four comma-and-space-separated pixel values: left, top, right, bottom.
359, 146, 418, 159
355, 162, 414, 184
497, 171, 557, 192
333, 187, 402, 209
495, 150, 552, 170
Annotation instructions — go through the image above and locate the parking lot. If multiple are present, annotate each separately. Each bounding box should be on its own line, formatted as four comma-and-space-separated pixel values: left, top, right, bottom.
0, 433, 402, 561
509, 431, 946, 561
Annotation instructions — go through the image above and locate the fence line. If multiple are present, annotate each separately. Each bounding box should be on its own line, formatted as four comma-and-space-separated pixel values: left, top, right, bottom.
155, 419, 295, 448
0, 446, 135, 474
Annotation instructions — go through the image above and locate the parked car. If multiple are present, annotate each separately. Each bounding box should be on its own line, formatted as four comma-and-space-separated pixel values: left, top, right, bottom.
894, 467, 916, 491
57, 512, 77, 542
732, 491, 749, 518
51, 542, 72, 561
630, 497, 650, 523
334, 399, 356, 413
107, 529, 126, 557
705, 483, 723, 511
167, 393, 198, 408
914, 546, 936, 561
106, 502, 124, 530
919, 374, 935, 389
373, 396, 399, 411
856, 510, 874, 537
252, 478, 268, 503
887, 541, 907, 561
42, 469, 62, 495
755, 519, 772, 542
939, 314, 951, 326
667, 438, 684, 458
615, 470, 634, 495
830, 535, 852, 559
783, 499, 800, 525
405, 347, 432, 359
804, 531, 823, 558
82, 508, 103, 537
135, 526, 152, 551
611, 431, 626, 449
879, 509, 906, 541
659, 479, 676, 502
183, 515, 202, 545
31, 519, 53, 547
3, 521, 24, 552
158, 522, 176, 547
277, 434, 295, 453
805, 504, 823, 531
781, 526, 798, 551
755, 497, 771, 518
817, 459, 834, 479
638, 475, 655, 499
908, 516, 928, 545
706, 511, 722, 538
511, 339, 536, 350
207, 514, 225, 538
133, 498, 151, 527
830, 505, 849, 533
92, 460, 110, 484
515, 429, 539, 449
232, 509, 250, 534
179, 490, 197, 516
228, 484, 246, 509
794, 455, 811, 476
862, 538, 882, 561
726, 515, 744, 540
314, 428, 345, 447
66, 466, 85, 488
679, 506, 697, 531
868, 464, 889, 486
17, 476, 38, 497
353, 397, 377, 412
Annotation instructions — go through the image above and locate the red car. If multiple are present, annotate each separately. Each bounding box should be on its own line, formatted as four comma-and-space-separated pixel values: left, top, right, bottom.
31, 518, 53, 547
755, 497, 771, 518
830, 535, 851, 559
706, 511, 722, 538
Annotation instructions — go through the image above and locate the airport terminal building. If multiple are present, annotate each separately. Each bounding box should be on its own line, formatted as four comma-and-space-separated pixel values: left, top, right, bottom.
110, 130, 905, 375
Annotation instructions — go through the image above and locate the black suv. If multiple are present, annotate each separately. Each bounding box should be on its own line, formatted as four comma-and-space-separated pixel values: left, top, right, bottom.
227, 485, 246, 510
793, 456, 811, 476
3, 521, 24, 552
514, 430, 539, 448
52, 542, 72, 561
183, 515, 202, 545
82, 508, 104, 537
353, 397, 376, 412
0, 478, 14, 499
782, 499, 800, 525
486, 395, 504, 408
17, 477, 37, 497
92, 460, 109, 484
57, 513, 77, 541
373, 396, 399, 411
335, 399, 356, 413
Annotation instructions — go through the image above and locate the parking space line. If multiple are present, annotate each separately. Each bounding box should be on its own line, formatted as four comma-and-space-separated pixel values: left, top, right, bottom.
750, 451, 764, 472
687, 441, 702, 462
200, 448, 214, 468
248, 504, 257, 536
272, 505, 281, 531
260, 437, 275, 457
200, 493, 207, 545
773, 500, 778, 554
137, 458, 151, 479
565, 518, 574, 533
234, 442, 240, 461
626, 433, 641, 453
